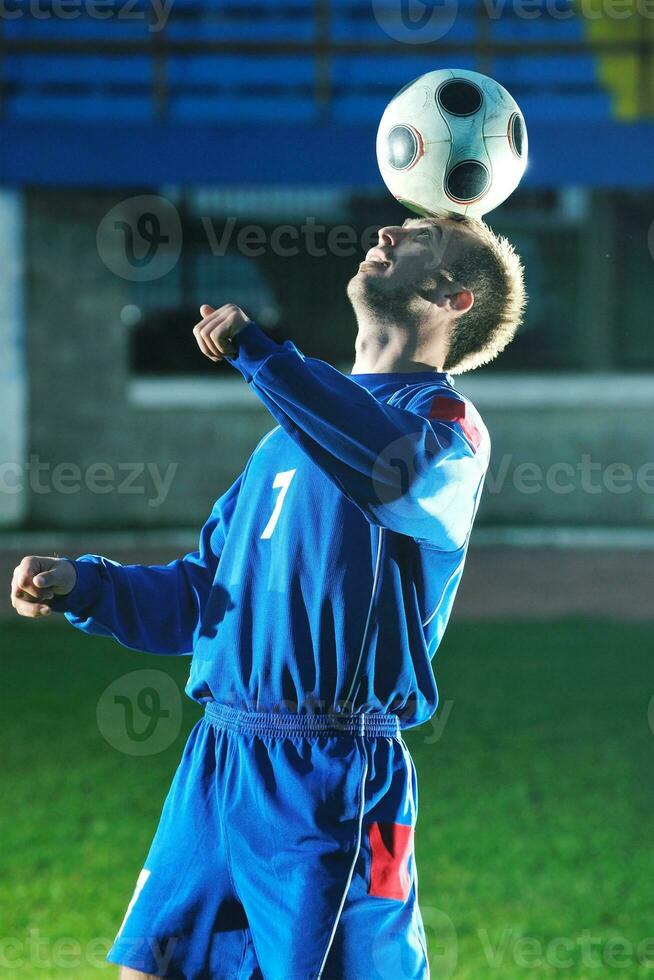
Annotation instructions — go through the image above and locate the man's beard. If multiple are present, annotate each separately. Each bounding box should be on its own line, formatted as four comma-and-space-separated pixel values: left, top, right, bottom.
346, 273, 418, 326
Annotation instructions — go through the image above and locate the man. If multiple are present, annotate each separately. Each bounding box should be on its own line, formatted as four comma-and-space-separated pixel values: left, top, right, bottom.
11, 215, 526, 979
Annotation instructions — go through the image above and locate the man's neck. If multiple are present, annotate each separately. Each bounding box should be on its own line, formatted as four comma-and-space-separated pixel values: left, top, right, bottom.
350, 318, 448, 374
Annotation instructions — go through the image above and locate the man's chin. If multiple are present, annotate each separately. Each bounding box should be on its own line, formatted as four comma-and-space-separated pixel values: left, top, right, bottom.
350, 266, 385, 286
347, 273, 409, 323
348, 269, 393, 298
346, 272, 374, 307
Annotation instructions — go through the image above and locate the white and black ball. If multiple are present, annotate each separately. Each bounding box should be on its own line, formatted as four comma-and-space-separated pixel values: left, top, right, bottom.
376, 68, 528, 218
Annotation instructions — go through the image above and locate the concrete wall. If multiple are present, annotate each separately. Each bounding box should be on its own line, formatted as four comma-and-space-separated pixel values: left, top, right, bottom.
22, 189, 654, 531
0, 190, 28, 527
459, 376, 654, 527
25, 188, 271, 529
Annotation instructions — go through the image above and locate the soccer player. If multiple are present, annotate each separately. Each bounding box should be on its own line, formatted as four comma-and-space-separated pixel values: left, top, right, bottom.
11, 216, 525, 980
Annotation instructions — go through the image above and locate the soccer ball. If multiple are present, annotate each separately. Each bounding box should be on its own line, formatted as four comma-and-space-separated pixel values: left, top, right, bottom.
376, 68, 528, 219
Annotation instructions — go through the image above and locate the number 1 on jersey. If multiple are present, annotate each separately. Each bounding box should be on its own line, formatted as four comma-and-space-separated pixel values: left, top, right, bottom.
260, 469, 296, 539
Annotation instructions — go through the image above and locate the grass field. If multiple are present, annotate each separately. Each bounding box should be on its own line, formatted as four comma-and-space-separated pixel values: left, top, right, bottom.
1, 618, 653, 979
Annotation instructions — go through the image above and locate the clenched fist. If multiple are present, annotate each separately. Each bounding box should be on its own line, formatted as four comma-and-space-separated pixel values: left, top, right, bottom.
193, 303, 250, 362
10, 556, 77, 618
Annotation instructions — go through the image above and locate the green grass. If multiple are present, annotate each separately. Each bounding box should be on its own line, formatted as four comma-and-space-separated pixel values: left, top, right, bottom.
1, 619, 653, 979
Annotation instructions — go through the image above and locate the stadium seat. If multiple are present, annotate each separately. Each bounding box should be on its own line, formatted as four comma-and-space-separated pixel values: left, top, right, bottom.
3, 12, 152, 40
8, 94, 152, 121
0, 0, 611, 129
329, 12, 478, 43
170, 94, 317, 123
330, 55, 478, 87
3, 55, 151, 85
167, 56, 315, 88
167, 20, 316, 41
332, 93, 394, 123
493, 55, 600, 87
490, 16, 587, 42
516, 90, 612, 121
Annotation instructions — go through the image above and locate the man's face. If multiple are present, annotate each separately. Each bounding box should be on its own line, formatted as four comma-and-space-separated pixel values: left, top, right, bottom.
348, 217, 465, 307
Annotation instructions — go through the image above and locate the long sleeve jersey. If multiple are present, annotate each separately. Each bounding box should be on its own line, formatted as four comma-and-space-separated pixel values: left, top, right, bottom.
51, 321, 490, 729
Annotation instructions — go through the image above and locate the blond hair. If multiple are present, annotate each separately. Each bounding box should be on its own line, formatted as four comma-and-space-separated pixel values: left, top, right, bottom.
409, 216, 527, 374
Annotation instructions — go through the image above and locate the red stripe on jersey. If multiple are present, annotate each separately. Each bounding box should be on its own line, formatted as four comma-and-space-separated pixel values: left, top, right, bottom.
427, 395, 481, 451
368, 822, 414, 901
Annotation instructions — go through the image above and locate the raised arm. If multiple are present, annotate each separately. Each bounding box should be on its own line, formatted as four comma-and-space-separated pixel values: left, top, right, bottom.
195, 307, 489, 550
11, 473, 243, 654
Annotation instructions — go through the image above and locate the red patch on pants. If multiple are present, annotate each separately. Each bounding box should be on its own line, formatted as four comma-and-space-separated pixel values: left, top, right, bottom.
368, 822, 414, 901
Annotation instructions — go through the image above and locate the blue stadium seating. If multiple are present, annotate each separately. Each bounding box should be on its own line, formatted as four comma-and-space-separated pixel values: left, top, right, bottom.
3, 13, 151, 39
493, 54, 600, 87
329, 56, 472, 86
490, 14, 587, 42
170, 94, 317, 123
4, 56, 152, 85
0, 2, 609, 126
8, 94, 153, 121
167, 56, 316, 87
515, 91, 612, 122
167, 21, 316, 41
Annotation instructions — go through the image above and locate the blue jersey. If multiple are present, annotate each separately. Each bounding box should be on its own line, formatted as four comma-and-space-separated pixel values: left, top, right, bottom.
52, 321, 490, 728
